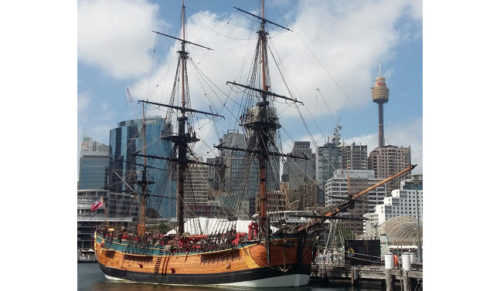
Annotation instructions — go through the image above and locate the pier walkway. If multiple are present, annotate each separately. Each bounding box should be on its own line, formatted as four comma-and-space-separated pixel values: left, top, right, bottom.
311, 262, 423, 290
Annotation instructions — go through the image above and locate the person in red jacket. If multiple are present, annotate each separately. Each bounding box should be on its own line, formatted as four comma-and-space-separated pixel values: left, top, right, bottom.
393, 254, 399, 268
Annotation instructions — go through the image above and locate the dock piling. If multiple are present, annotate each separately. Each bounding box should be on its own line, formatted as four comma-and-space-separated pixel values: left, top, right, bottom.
350, 267, 359, 286
384, 253, 394, 291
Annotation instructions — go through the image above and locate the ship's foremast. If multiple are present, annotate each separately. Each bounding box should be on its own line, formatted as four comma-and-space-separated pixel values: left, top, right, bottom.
135, 1, 221, 238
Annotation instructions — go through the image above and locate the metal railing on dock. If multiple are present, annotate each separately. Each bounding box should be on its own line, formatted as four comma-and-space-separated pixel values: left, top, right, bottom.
311, 253, 422, 291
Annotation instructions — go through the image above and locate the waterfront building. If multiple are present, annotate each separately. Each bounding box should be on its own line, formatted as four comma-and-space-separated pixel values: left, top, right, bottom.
77, 189, 137, 249
78, 137, 109, 190
341, 142, 367, 170
374, 175, 423, 225
324, 169, 386, 235
368, 145, 411, 193
316, 126, 343, 205
108, 117, 176, 218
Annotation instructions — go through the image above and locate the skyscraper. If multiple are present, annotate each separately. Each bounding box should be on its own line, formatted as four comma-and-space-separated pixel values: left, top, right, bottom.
341, 142, 368, 170
217, 130, 280, 216
206, 156, 224, 191
368, 145, 411, 193
282, 141, 317, 210
282, 141, 316, 190
78, 137, 110, 190
108, 117, 176, 218
316, 126, 343, 205
184, 161, 210, 211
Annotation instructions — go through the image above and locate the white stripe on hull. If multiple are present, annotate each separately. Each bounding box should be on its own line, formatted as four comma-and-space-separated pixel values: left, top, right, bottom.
104, 274, 132, 282
215, 274, 310, 287
104, 273, 310, 287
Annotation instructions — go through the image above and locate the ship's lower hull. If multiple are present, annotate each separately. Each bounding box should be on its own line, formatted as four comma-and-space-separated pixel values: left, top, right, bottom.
100, 262, 310, 287
95, 232, 312, 287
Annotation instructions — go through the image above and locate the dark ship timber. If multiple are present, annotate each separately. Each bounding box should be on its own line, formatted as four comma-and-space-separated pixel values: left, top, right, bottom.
94, 0, 415, 287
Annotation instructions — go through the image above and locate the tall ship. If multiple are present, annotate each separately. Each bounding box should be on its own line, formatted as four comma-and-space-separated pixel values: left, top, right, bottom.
94, 0, 415, 287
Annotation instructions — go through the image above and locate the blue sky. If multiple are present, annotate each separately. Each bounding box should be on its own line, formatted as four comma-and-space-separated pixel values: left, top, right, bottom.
78, 0, 423, 172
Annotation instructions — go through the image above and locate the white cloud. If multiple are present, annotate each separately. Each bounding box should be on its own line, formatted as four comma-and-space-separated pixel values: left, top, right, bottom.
78, 0, 162, 79
344, 118, 422, 174
129, 10, 255, 113
78, 91, 90, 114
113, 0, 422, 172
191, 117, 220, 159
269, 0, 421, 117
77, 90, 116, 146
407, 0, 423, 20
128, 0, 421, 122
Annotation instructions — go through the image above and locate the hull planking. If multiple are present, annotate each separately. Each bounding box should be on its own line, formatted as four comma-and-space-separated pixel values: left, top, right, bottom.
94, 232, 312, 287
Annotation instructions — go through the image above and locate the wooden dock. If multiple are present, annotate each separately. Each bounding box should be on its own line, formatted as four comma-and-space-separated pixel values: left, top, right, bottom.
311, 263, 423, 290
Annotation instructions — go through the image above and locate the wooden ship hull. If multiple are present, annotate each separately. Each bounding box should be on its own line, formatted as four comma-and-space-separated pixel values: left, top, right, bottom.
95, 231, 312, 287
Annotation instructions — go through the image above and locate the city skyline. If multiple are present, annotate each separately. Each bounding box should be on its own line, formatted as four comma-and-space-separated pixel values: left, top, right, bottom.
78, 0, 422, 173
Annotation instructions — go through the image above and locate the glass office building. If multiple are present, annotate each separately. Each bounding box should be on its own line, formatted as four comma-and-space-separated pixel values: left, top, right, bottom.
78, 137, 110, 190
109, 117, 176, 218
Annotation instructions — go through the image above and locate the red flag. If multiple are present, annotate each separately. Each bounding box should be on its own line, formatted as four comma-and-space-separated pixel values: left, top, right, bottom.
90, 197, 104, 212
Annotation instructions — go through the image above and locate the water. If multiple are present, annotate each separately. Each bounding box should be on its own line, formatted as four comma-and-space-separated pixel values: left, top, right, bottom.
78, 263, 382, 291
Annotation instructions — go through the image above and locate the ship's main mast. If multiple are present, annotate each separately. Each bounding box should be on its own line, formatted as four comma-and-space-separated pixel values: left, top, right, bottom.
177, 1, 188, 235
230, 0, 302, 263
257, 0, 270, 251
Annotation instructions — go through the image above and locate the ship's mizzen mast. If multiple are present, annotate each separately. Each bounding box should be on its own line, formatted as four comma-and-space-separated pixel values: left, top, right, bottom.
137, 101, 153, 238
140, 102, 147, 236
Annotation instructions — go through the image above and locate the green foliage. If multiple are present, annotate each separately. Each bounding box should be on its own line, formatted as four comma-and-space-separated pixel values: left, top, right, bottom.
157, 221, 174, 233
333, 225, 355, 247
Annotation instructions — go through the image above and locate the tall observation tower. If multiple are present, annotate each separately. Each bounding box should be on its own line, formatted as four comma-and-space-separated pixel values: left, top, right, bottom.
371, 67, 389, 148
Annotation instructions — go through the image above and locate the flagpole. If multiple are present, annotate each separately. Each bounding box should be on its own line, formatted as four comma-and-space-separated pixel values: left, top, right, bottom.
103, 196, 109, 229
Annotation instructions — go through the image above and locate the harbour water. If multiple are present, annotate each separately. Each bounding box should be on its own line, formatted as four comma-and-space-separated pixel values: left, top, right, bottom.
78, 263, 382, 291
